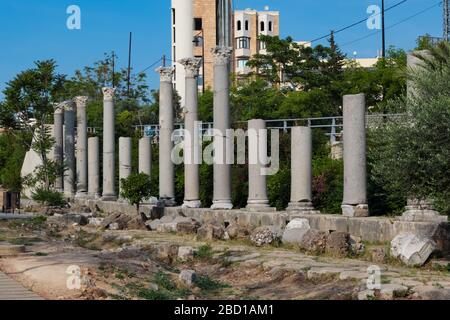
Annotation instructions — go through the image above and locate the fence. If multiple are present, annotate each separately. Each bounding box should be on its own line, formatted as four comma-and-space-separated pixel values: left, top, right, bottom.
87, 113, 405, 143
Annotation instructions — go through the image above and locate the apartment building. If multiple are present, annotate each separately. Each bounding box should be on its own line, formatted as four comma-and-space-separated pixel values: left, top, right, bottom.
171, 0, 280, 97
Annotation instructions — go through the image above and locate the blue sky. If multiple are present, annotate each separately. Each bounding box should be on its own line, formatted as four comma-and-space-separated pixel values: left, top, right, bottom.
0, 0, 442, 99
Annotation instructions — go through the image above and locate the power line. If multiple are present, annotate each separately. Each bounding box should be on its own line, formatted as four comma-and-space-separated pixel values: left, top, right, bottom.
309, 0, 408, 43
341, 1, 443, 48
136, 57, 164, 75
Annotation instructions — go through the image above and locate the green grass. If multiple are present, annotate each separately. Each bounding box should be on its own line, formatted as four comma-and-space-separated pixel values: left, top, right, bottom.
34, 252, 48, 256
196, 275, 230, 292
8, 237, 42, 246
195, 244, 213, 261
153, 271, 176, 291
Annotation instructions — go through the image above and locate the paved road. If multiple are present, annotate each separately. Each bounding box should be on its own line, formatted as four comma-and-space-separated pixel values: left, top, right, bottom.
0, 271, 43, 300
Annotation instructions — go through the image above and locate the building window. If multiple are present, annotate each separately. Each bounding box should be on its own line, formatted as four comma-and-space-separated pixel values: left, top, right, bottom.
237, 20, 242, 31
237, 59, 249, 69
172, 9, 175, 25
245, 20, 249, 31
194, 18, 202, 31
260, 21, 265, 32
259, 41, 266, 50
269, 21, 273, 32
173, 27, 176, 43
236, 36, 250, 49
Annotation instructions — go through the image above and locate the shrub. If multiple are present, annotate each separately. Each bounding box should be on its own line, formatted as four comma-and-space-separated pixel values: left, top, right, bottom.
32, 188, 66, 207
312, 157, 343, 214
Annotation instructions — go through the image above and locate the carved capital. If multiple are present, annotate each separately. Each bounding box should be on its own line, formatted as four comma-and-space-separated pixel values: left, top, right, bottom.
155, 67, 174, 82
102, 87, 116, 101
60, 100, 75, 112
211, 46, 233, 66
74, 96, 89, 108
54, 102, 64, 114
178, 58, 202, 78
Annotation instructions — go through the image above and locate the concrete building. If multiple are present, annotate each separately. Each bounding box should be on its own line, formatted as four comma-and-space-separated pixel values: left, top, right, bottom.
171, 0, 280, 94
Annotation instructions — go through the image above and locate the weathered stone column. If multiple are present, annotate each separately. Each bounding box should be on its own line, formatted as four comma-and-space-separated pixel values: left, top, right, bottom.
63, 100, 76, 199
156, 67, 176, 206
211, 46, 233, 210
88, 137, 100, 199
119, 137, 132, 200
139, 137, 152, 176
246, 119, 274, 211
180, 58, 202, 208
287, 126, 318, 214
53, 104, 64, 192
101, 87, 117, 201
75, 96, 89, 198
341, 93, 369, 217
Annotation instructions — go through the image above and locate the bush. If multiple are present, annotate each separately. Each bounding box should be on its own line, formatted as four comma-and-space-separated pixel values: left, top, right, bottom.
312, 157, 343, 214
32, 188, 66, 207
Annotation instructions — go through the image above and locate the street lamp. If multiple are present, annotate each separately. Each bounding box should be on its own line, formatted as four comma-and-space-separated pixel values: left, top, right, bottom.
193, 29, 205, 94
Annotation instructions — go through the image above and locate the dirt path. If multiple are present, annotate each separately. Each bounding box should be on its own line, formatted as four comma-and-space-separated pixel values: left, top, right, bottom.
1, 222, 450, 300
0, 271, 43, 300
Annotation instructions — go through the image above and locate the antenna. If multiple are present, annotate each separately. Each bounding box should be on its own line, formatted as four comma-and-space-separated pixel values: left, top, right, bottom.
444, 0, 450, 41
127, 32, 132, 98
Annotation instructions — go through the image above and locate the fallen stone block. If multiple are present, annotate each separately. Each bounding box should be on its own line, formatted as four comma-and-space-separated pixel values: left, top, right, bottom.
226, 224, 251, 240
88, 217, 104, 227
156, 222, 178, 233
326, 232, 350, 257
299, 229, 328, 254
145, 219, 162, 231
379, 284, 409, 300
48, 213, 88, 226
197, 224, 225, 241
178, 246, 194, 261
282, 218, 310, 245
358, 290, 375, 300
176, 218, 201, 234
412, 286, 450, 300
250, 226, 282, 247
391, 233, 436, 266
179, 270, 197, 286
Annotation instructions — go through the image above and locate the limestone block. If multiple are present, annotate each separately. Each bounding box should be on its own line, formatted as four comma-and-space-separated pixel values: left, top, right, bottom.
391, 233, 436, 266
282, 218, 311, 245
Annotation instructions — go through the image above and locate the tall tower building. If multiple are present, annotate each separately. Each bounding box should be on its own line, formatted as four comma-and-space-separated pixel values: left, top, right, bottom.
171, 0, 194, 109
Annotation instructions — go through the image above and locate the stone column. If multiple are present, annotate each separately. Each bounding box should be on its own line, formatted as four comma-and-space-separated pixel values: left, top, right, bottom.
246, 119, 274, 211
101, 87, 117, 201
53, 104, 64, 192
139, 137, 152, 176
211, 47, 233, 210
156, 67, 176, 206
88, 137, 100, 199
180, 58, 202, 208
341, 93, 369, 217
287, 126, 318, 214
63, 100, 76, 199
119, 137, 132, 200
75, 96, 89, 198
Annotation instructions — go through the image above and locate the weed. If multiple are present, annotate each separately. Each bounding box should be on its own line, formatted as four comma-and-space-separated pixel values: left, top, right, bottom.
9, 237, 42, 246
153, 271, 176, 291
34, 252, 48, 256
196, 275, 229, 292
195, 244, 213, 261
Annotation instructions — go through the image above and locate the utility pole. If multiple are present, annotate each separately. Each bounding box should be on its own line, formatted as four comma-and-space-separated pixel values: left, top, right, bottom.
127, 32, 132, 98
381, 0, 386, 58
111, 51, 115, 88
444, 0, 450, 41
162, 54, 166, 67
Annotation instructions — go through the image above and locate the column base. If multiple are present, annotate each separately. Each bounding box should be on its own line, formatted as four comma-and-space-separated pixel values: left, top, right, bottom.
101, 195, 117, 202
182, 200, 202, 208
287, 202, 319, 214
211, 200, 233, 210
245, 200, 275, 212
160, 198, 177, 207
342, 204, 369, 217
75, 192, 88, 200
400, 207, 447, 223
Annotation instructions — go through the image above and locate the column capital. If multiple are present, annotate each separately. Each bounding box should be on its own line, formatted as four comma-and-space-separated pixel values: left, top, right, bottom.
102, 87, 116, 101
74, 96, 89, 107
156, 67, 175, 82
60, 100, 75, 112
54, 102, 65, 114
178, 58, 202, 78
211, 46, 233, 66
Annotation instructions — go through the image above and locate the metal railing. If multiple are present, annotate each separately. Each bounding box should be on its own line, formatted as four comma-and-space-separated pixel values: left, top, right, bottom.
87, 113, 405, 143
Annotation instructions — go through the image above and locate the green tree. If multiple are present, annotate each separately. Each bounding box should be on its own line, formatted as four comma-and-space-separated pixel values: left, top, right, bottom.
370, 42, 450, 215
1, 60, 66, 192
120, 173, 152, 215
